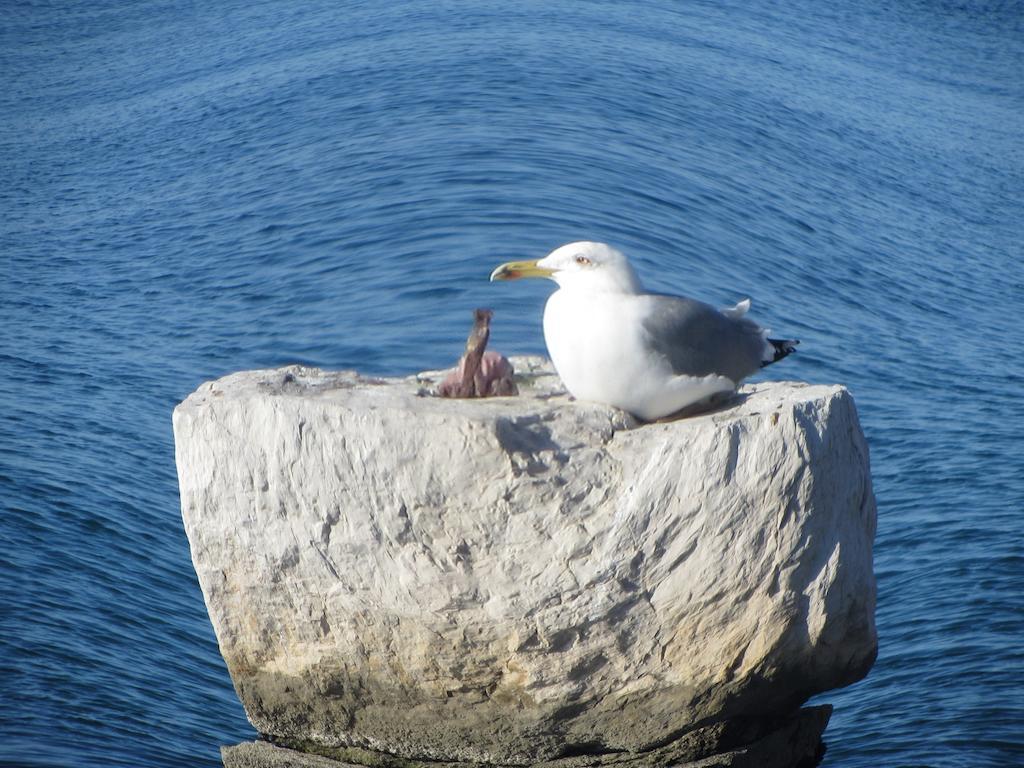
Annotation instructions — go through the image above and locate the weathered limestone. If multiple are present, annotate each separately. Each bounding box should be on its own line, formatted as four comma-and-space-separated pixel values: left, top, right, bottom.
173, 357, 876, 767
221, 704, 832, 768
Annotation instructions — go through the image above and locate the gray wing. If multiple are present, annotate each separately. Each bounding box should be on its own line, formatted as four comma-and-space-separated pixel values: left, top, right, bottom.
639, 293, 766, 382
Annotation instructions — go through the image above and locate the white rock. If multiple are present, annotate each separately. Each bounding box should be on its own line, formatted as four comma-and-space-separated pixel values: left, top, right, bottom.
173, 358, 876, 765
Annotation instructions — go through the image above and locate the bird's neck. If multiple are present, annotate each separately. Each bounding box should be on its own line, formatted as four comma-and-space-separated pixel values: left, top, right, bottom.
558, 274, 643, 296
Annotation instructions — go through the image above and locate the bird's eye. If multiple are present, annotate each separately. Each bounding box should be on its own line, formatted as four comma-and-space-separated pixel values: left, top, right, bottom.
574, 255, 591, 266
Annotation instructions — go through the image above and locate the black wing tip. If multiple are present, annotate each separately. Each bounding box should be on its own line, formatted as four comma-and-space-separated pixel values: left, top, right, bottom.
764, 338, 799, 367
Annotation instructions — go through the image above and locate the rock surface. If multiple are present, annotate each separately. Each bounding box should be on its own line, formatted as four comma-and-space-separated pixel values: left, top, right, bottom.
221, 705, 831, 768
173, 357, 876, 766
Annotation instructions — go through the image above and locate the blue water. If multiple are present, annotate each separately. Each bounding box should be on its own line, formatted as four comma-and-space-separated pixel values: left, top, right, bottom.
2, 1, 1022, 766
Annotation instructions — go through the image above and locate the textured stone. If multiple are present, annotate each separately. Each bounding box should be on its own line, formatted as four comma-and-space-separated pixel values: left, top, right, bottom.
222, 705, 830, 768
173, 357, 876, 766
223, 741, 361, 768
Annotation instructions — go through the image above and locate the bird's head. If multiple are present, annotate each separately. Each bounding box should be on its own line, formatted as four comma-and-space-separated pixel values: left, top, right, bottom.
490, 242, 642, 294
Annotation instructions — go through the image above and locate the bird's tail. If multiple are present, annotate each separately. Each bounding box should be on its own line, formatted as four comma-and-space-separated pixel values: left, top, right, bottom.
762, 338, 799, 367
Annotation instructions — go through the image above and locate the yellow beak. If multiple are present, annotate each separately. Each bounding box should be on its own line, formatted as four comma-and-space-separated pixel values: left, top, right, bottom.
489, 259, 556, 282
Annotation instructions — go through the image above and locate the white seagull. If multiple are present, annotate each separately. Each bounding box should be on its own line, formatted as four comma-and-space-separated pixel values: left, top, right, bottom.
490, 241, 797, 421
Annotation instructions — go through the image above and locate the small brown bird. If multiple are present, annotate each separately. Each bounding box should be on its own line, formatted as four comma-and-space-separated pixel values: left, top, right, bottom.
438, 309, 518, 398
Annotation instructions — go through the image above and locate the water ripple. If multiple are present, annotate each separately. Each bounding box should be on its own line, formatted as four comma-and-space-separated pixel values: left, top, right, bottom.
2, 1, 1022, 766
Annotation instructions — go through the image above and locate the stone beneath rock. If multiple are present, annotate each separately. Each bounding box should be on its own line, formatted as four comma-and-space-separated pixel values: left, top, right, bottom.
221, 706, 832, 768
222, 741, 360, 768
174, 357, 876, 765
686, 706, 831, 768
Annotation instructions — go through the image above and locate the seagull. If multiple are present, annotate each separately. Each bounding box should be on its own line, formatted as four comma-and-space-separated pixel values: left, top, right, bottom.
490, 241, 797, 420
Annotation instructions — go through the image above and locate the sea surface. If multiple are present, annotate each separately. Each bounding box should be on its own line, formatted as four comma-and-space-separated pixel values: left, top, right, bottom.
2, 1, 1022, 766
